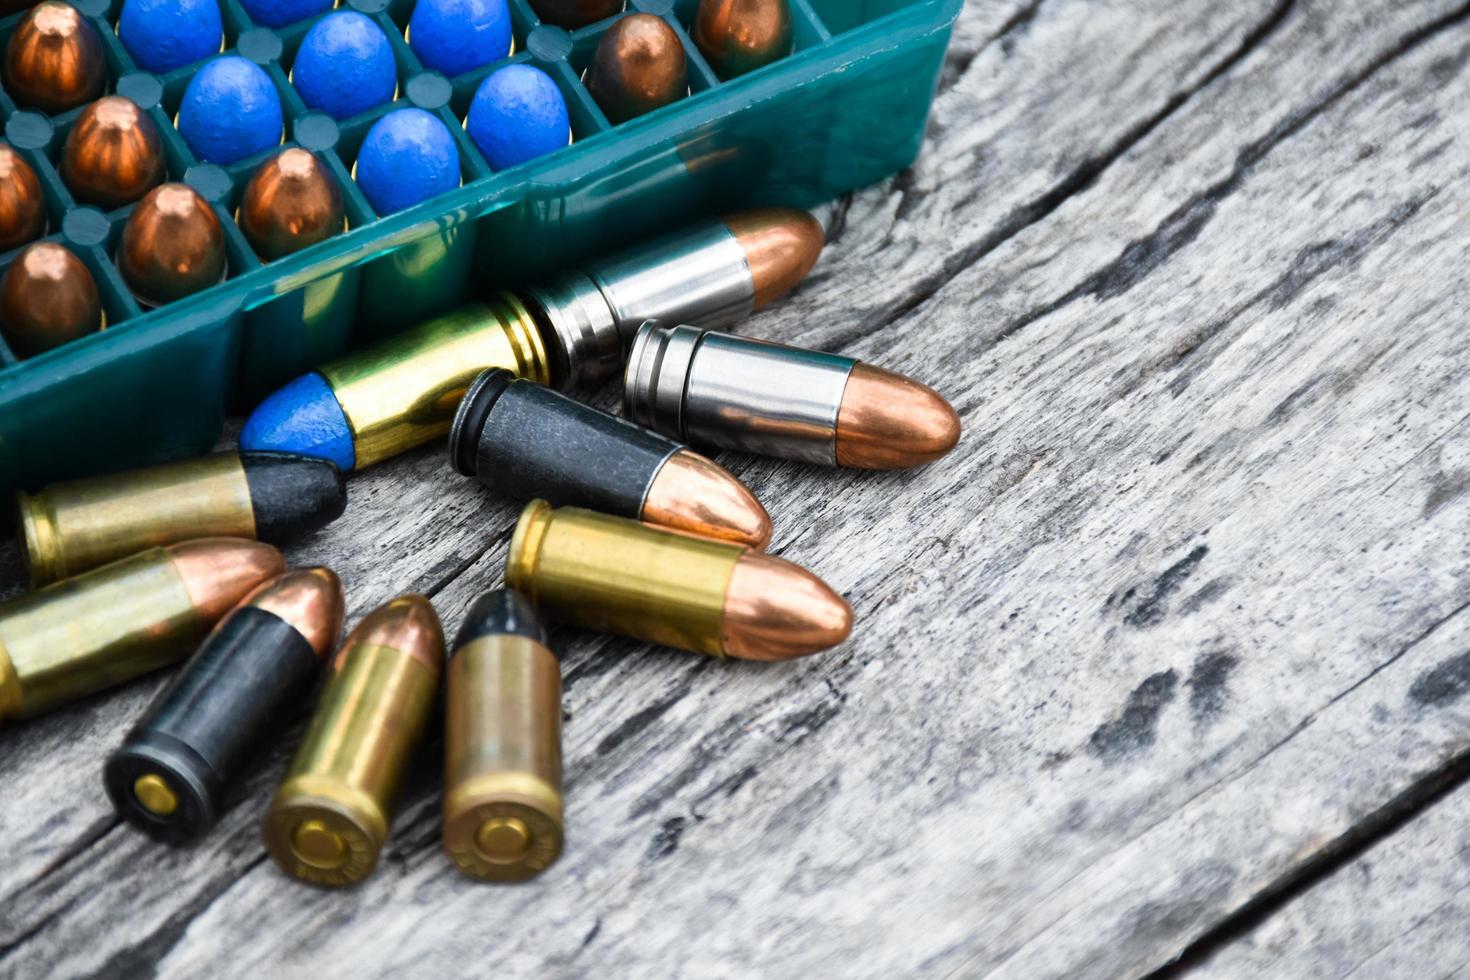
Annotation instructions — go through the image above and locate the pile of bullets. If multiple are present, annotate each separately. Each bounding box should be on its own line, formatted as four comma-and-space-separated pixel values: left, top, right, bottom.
0, 0, 961, 887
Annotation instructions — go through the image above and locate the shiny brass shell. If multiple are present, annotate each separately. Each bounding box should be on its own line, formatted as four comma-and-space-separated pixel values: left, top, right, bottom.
60, 96, 167, 211
2, 1, 106, 114
118, 183, 226, 307
322, 296, 551, 468
238, 148, 345, 261
0, 241, 102, 358
0, 145, 46, 253
586, 13, 686, 124
692, 0, 792, 79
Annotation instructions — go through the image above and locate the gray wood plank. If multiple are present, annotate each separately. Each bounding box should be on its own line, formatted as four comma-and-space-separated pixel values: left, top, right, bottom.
4, 0, 1470, 977
1193, 778, 1470, 979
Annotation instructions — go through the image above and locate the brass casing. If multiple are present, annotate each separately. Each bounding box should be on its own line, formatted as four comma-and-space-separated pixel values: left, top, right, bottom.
0, 547, 205, 722
443, 635, 563, 881
16, 454, 255, 587
505, 500, 742, 657
323, 296, 551, 468
263, 643, 439, 887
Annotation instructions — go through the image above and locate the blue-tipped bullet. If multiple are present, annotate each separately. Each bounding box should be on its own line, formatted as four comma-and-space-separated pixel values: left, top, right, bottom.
239, 372, 356, 471
466, 64, 570, 171
240, 302, 552, 471
239, 0, 332, 28
118, 0, 224, 74
407, 0, 512, 78
177, 57, 284, 164
354, 107, 460, 215
291, 11, 397, 121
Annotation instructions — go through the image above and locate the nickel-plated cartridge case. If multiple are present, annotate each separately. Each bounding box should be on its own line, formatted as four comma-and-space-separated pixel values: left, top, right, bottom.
506, 500, 850, 660
449, 369, 770, 549
0, 539, 285, 722
105, 568, 345, 844
17, 451, 347, 587
527, 208, 824, 386
625, 322, 962, 469
263, 595, 444, 887
443, 589, 563, 882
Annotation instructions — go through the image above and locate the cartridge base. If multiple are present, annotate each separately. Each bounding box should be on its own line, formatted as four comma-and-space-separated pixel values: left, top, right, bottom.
263, 776, 387, 888
104, 733, 222, 845
443, 774, 563, 882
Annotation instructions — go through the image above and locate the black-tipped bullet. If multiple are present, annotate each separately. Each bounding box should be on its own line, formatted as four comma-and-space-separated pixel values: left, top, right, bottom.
449, 368, 771, 549
105, 568, 345, 845
444, 589, 564, 882
17, 451, 347, 586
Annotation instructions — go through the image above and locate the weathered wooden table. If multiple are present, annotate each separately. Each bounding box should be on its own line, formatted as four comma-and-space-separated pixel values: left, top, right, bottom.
5, 0, 1470, 975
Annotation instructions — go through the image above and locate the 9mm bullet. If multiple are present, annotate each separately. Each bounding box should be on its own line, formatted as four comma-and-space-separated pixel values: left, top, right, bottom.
0, 539, 284, 723
17, 451, 347, 587
692, 0, 792, 80
105, 568, 345, 845
443, 589, 563, 882
0, 145, 46, 253
0, 241, 103, 358
625, 322, 962, 469
450, 369, 771, 549
506, 501, 851, 660
264, 595, 444, 887
60, 96, 167, 212
2, 1, 106, 115
585, 13, 686, 125
241, 209, 824, 469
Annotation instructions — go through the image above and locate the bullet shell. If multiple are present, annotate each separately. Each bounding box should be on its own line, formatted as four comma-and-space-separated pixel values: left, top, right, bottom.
0, 539, 284, 722
0, 241, 102, 359
2, 2, 106, 115
264, 595, 444, 887
105, 568, 345, 844
450, 368, 770, 548
586, 13, 686, 125
237, 148, 345, 261
625, 322, 961, 469
527, 0, 621, 29
443, 589, 563, 882
0, 145, 46, 253
528, 207, 824, 385
693, 0, 791, 79
507, 500, 850, 660
60, 96, 167, 212
241, 300, 551, 471
241, 208, 823, 467
118, 183, 226, 306
16, 451, 347, 587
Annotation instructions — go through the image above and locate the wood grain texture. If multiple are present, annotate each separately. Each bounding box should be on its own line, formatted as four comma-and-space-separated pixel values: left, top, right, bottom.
4, 0, 1470, 976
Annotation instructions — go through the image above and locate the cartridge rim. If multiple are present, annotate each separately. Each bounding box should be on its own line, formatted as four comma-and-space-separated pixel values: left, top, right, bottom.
505, 499, 554, 603
14, 489, 62, 588
104, 736, 220, 845
443, 776, 564, 882
263, 782, 386, 887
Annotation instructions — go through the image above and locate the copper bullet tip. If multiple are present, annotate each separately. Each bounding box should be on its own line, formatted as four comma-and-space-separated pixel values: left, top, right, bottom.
723, 207, 824, 309
835, 363, 961, 469
165, 538, 286, 625
693, 0, 792, 80
643, 448, 772, 550
0, 145, 46, 253
245, 567, 346, 658
337, 594, 445, 674
2, 1, 106, 115
118, 183, 226, 306
586, 13, 686, 125
528, 0, 623, 29
721, 552, 851, 660
0, 241, 102, 358
60, 96, 167, 212
238, 148, 345, 262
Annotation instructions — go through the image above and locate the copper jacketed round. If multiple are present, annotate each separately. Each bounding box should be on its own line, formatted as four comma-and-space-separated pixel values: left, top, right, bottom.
238, 148, 345, 261
2, 2, 106, 114
0, 145, 46, 253
0, 242, 102, 358
586, 14, 686, 124
118, 184, 226, 307
61, 96, 168, 211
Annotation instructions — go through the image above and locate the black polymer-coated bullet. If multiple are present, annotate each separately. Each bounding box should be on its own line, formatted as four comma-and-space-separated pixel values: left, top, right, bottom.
104, 568, 345, 846
17, 451, 347, 587
449, 368, 772, 549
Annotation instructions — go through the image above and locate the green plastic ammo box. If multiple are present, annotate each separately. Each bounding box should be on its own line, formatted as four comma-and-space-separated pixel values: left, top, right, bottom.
0, 0, 964, 498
